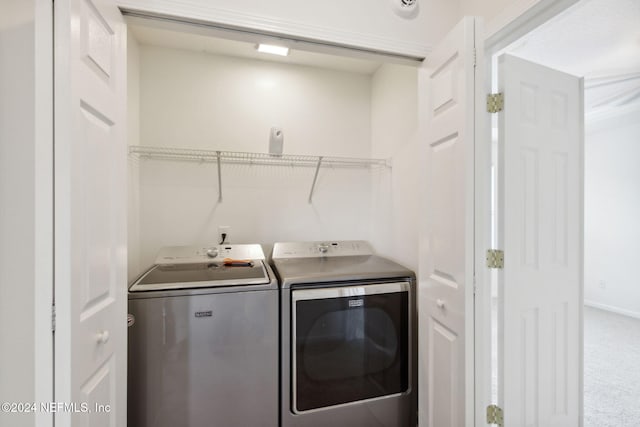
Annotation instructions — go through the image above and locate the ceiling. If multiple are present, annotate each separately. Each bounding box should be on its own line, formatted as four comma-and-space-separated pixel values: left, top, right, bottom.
507, 0, 640, 116
127, 16, 386, 75
128, 1, 640, 115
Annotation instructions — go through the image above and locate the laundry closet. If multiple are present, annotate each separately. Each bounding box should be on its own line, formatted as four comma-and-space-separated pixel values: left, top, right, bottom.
125, 14, 427, 281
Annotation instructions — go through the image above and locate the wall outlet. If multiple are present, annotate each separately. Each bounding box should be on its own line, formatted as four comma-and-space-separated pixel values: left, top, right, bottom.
598, 280, 607, 290
218, 226, 231, 244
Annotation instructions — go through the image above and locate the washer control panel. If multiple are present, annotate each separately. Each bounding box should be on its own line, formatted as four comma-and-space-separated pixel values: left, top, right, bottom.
155, 244, 265, 265
272, 240, 374, 259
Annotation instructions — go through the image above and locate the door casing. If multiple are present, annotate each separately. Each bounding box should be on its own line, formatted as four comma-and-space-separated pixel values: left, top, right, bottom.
476, 1, 584, 425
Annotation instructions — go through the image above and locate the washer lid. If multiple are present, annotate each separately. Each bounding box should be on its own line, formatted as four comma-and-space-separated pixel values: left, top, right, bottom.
129, 260, 271, 292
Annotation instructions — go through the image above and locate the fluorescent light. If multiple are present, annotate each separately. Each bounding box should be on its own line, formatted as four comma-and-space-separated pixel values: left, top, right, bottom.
256, 44, 289, 56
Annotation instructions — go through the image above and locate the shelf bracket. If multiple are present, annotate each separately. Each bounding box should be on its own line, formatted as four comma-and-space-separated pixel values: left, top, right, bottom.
216, 150, 222, 202
308, 156, 323, 203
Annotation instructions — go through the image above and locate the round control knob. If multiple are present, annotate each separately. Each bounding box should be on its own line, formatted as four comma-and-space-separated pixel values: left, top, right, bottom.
206, 248, 219, 258
96, 330, 110, 344
318, 244, 329, 253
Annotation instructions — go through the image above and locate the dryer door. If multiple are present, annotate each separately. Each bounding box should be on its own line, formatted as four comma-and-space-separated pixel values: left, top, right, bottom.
292, 282, 410, 413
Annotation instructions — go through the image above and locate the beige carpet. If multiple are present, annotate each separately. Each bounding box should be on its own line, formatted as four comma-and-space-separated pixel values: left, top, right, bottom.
584, 306, 640, 426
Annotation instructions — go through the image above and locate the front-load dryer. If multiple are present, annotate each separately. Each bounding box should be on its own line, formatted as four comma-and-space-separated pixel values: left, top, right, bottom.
271, 240, 417, 427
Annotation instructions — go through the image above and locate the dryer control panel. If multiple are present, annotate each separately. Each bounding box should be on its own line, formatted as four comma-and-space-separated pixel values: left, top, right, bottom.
272, 240, 374, 259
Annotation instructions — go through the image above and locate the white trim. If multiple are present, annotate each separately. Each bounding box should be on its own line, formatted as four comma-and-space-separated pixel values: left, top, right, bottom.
485, 0, 539, 41
34, 1, 54, 426
584, 300, 640, 321
484, 0, 580, 54
586, 101, 640, 128
585, 70, 640, 88
465, 20, 480, 427
53, 0, 74, 418
578, 76, 586, 427
473, 15, 493, 427
116, 0, 431, 59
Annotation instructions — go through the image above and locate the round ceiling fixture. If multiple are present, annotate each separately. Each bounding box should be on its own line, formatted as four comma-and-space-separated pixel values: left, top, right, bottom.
391, 0, 419, 18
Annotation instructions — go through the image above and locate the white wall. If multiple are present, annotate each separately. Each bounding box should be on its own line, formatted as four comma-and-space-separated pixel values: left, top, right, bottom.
462, 0, 516, 18
117, 0, 461, 58
0, 1, 52, 426
130, 45, 374, 275
0, 5, 35, 425
584, 108, 640, 318
370, 63, 420, 272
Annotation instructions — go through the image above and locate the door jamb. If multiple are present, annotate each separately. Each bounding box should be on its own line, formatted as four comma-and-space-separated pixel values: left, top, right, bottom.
474, 1, 582, 425
35, 2, 54, 427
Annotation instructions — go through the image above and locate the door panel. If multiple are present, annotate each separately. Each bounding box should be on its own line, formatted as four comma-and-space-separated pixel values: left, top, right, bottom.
498, 54, 582, 427
420, 17, 477, 427
55, 0, 127, 425
429, 319, 457, 427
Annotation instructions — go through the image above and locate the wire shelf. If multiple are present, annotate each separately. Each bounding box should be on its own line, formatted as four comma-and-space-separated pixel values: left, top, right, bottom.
129, 146, 390, 169
128, 145, 390, 203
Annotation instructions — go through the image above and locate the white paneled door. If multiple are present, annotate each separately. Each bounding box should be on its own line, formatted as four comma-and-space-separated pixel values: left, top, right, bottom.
54, 0, 127, 425
420, 17, 478, 427
498, 54, 583, 426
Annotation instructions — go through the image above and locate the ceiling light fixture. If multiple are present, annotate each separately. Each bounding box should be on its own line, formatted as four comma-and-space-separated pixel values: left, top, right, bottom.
257, 44, 289, 56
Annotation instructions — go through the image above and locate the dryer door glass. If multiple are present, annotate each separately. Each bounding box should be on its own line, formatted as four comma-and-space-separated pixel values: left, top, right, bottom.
292, 282, 409, 412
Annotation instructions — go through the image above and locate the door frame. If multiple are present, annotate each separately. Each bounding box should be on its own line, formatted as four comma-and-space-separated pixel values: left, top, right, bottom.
35, 2, 54, 427
474, 0, 583, 425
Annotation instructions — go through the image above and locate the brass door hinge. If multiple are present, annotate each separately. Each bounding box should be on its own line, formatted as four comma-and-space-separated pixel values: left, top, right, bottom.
487, 404, 504, 426
486, 249, 504, 269
487, 93, 504, 113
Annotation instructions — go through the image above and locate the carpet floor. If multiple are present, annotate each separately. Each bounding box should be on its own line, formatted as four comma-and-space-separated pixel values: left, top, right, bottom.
584, 306, 640, 426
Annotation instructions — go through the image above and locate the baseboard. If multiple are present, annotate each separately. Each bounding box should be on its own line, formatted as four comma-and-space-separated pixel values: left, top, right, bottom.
584, 300, 640, 320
